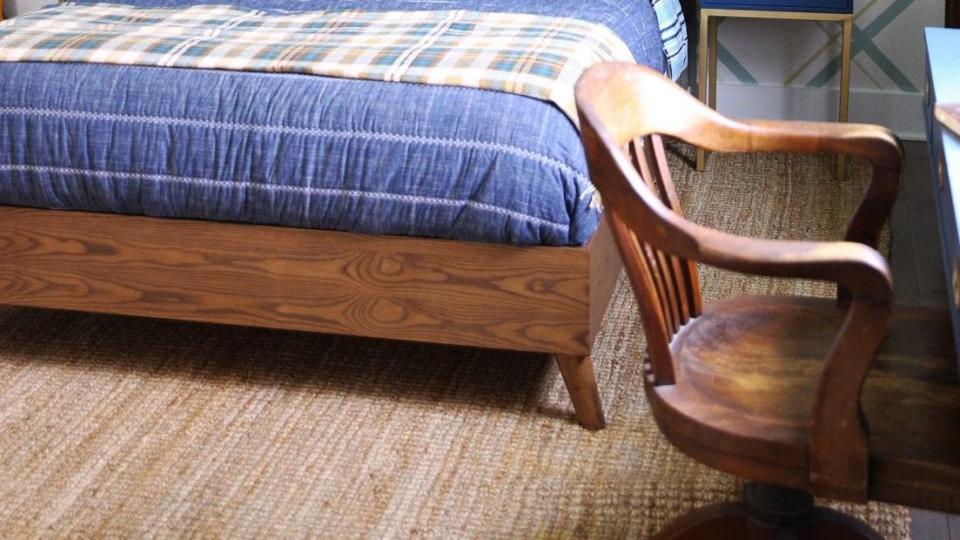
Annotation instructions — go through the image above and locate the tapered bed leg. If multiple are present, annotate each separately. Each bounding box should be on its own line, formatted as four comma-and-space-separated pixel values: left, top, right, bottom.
554, 354, 606, 430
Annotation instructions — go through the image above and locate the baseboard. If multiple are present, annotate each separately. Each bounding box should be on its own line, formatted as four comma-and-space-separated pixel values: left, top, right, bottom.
715, 82, 926, 141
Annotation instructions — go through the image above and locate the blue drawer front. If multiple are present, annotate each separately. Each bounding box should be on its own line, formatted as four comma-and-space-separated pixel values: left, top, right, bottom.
700, 0, 852, 13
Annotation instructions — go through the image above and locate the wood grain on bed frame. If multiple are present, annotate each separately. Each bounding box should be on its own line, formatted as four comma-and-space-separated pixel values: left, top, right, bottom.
0, 206, 622, 428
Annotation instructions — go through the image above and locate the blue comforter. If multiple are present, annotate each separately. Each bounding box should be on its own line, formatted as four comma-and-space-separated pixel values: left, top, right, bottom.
0, 0, 665, 246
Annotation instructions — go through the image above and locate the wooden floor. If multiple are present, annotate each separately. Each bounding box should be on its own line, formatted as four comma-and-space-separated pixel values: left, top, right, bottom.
890, 141, 960, 539
892, 142, 949, 306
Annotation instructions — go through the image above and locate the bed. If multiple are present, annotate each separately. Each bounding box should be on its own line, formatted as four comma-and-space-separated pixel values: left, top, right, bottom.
0, 0, 692, 430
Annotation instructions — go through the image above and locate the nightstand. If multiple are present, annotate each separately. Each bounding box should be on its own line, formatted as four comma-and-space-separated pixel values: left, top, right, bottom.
696, 1, 853, 179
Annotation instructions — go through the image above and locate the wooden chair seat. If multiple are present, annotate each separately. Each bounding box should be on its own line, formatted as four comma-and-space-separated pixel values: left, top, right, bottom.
652, 295, 960, 513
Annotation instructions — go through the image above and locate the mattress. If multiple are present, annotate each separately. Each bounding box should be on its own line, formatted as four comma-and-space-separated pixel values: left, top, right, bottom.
0, 0, 673, 246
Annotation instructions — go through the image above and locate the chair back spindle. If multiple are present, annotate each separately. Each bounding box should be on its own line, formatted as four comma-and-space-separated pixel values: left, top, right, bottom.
610, 135, 702, 386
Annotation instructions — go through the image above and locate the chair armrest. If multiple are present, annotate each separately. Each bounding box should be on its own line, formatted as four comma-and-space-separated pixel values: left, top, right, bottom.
694, 227, 892, 304
729, 120, 900, 168
737, 120, 903, 252
682, 118, 901, 296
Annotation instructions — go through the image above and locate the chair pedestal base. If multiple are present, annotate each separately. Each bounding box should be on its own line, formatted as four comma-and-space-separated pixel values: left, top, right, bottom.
654, 483, 882, 540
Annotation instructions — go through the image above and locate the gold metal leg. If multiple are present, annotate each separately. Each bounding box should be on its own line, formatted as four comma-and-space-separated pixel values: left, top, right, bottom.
837, 15, 853, 181
696, 12, 711, 171
699, 16, 720, 171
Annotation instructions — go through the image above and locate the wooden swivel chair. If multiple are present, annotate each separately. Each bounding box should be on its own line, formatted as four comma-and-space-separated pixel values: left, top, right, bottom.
575, 63, 960, 538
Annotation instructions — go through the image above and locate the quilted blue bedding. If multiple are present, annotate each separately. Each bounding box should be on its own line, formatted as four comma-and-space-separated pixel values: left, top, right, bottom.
0, 0, 672, 246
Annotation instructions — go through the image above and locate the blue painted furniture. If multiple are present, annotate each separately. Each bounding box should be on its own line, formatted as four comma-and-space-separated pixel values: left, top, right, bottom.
924, 27, 960, 373
699, 0, 852, 13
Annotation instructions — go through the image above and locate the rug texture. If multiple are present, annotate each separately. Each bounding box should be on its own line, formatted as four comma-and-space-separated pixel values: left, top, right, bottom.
0, 148, 908, 538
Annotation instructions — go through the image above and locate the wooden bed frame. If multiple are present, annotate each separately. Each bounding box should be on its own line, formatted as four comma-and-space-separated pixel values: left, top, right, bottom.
0, 0, 701, 431
0, 206, 622, 430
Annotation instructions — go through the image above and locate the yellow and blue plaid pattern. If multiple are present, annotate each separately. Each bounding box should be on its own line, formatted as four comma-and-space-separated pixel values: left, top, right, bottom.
0, 3, 635, 121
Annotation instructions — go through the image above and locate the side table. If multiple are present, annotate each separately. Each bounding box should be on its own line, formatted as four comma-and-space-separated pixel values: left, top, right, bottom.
696, 1, 853, 179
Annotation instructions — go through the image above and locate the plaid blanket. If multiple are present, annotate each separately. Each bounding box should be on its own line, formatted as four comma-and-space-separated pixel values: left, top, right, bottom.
0, 3, 635, 123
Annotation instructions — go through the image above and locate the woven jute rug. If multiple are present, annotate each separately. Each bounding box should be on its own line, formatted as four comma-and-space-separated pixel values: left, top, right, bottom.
0, 148, 908, 538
